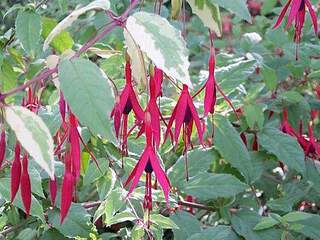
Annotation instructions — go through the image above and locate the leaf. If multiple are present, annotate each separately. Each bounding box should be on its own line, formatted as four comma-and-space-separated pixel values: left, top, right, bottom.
170, 211, 201, 240
308, 70, 320, 79
231, 210, 282, 240
257, 127, 305, 174
49, 204, 92, 238
261, 64, 277, 91
168, 148, 218, 188
214, 114, 258, 183
38, 105, 62, 136
254, 217, 279, 230
132, 225, 145, 240
187, 226, 239, 240
5, 106, 55, 179
58, 58, 115, 141
107, 211, 136, 226
126, 11, 191, 87
43, 0, 110, 50
17, 228, 38, 240
41, 17, 74, 53
123, 28, 147, 90
187, 0, 222, 36
0, 178, 44, 222
244, 103, 264, 129
182, 172, 247, 201
208, 0, 252, 22
151, 214, 179, 229
282, 212, 312, 222
261, 0, 277, 15
83, 158, 109, 185
15, 10, 41, 56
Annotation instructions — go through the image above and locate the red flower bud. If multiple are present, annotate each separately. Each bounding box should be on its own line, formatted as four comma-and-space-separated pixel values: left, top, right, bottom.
0, 129, 6, 169
20, 153, 31, 216
11, 143, 21, 203
60, 172, 74, 224
49, 176, 57, 206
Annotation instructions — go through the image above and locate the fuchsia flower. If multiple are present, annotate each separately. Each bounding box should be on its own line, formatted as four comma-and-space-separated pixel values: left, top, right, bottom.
164, 84, 204, 152
203, 47, 217, 117
69, 112, 81, 179
280, 109, 297, 137
137, 67, 164, 149
60, 151, 74, 224
124, 112, 171, 216
305, 121, 320, 158
20, 153, 31, 216
111, 61, 144, 159
11, 143, 21, 203
273, 0, 318, 58
0, 128, 6, 169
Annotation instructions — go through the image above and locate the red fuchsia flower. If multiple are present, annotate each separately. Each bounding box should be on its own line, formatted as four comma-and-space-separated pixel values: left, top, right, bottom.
305, 121, 320, 158
11, 143, 21, 203
248, 0, 262, 16
20, 153, 31, 216
154, 66, 164, 98
137, 68, 164, 149
69, 112, 81, 179
60, 151, 74, 224
280, 109, 297, 137
165, 84, 204, 151
124, 112, 171, 226
252, 133, 259, 151
203, 46, 217, 117
0, 128, 6, 169
273, 0, 318, 59
49, 176, 57, 206
111, 61, 144, 160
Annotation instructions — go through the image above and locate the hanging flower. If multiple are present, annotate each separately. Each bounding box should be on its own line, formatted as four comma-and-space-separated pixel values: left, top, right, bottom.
164, 84, 204, 153
20, 153, 31, 216
124, 112, 171, 226
273, 0, 318, 59
280, 109, 297, 137
111, 61, 144, 159
0, 128, 6, 169
11, 143, 21, 203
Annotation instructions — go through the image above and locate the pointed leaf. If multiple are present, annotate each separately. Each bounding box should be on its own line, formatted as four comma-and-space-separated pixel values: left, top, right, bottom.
5, 106, 54, 179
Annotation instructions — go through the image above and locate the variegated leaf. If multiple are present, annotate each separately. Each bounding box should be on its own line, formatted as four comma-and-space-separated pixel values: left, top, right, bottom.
126, 11, 191, 87
5, 106, 54, 179
43, 0, 110, 51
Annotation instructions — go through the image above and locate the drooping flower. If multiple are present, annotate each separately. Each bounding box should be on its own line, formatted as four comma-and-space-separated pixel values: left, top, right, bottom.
60, 151, 74, 224
111, 61, 144, 159
203, 47, 217, 117
69, 112, 81, 179
280, 109, 297, 137
154, 66, 164, 98
137, 68, 164, 149
20, 153, 31, 216
124, 112, 171, 226
0, 128, 6, 169
273, 0, 318, 58
49, 176, 57, 206
11, 143, 21, 203
305, 121, 320, 158
164, 84, 204, 152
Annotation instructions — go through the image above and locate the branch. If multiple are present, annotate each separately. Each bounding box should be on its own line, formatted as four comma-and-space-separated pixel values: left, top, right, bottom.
178, 199, 238, 213
0, 0, 140, 101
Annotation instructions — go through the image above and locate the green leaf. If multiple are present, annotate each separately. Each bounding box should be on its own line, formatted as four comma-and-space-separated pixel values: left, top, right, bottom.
151, 214, 179, 229
5, 106, 55, 179
17, 228, 38, 240
261, 64, 277, 91
254, 217, 279, 230
168, 148, 218, 188
170, 211, 201, 240
126, 11, 191, 87
0, 178, 44, 222
0, 60, 18, 101
132, 225, 145, 240
282, 212, 312, 222
187, 226, 239, 240
44, 0, 110, 50
257, 127, 305, 174
214, 114, 258, 183
107, 211, 136, 226
182, 172, 247, 201
261, 0, 277, 15
216, 58, 257, 93
83, 158, 109, 185
15, 10, 41, 56
41, 17, 74, 53
244, 103, 264, 129
38, 105, 62, 136
208, 0, 252, 22
59, 58, 115, 141
308, 70, 320, 79
187, 0, 222, 36
231, 210, 282, 240
49, 204, 92, 238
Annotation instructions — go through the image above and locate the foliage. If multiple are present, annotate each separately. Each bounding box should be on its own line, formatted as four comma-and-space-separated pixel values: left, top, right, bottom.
0, 0, 319, 239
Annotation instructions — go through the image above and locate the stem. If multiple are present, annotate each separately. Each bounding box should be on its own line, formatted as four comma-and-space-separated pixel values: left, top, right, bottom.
215, 83, 240, 120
